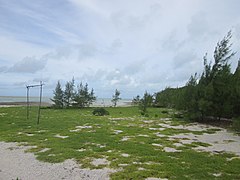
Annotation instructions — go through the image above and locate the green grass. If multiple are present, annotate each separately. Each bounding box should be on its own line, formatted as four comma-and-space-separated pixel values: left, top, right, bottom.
0, 106, 240, 179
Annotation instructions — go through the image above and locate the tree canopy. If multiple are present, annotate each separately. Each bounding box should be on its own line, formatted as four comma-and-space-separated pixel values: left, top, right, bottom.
51, 79, 96, 108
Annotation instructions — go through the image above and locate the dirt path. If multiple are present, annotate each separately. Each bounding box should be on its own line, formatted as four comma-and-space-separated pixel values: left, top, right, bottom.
0, 142, 115, 180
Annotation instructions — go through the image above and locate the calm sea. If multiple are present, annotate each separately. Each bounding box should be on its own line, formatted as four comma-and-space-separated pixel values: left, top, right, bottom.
0, 96, 132, 107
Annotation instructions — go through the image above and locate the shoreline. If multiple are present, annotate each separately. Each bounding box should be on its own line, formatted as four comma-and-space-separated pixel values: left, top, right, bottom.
0, 101, 132, 108
0, 101, 132, 107
0, 102, 52, 107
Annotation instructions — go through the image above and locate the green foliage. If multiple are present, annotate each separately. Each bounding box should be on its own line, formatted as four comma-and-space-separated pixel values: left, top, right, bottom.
51, 81, 64, 108
154, 31, 240, 123
73, 82, 96, 108
232, 60, 240, 116
63, 78, 75, 108
139, 91, 153, 115
111, 89, 121, 107
154, 87, 185, 109
92, 107, 109, 116
52, 79, 96, 109
132, 95, 140, 105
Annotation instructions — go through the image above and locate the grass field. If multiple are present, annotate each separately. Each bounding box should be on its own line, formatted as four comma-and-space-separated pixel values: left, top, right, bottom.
0, 106, 240, 179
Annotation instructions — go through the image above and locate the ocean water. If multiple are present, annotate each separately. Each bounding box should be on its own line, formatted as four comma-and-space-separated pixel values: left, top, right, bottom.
0, 96, 132, 107
0, 96, 52, 103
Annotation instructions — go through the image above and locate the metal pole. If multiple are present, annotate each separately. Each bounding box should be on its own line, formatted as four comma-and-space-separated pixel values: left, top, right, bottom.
37, 82, 43, 124
27, 87, 29, 120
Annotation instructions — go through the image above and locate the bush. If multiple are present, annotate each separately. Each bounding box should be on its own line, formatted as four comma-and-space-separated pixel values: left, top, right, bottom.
92, 108, 109, 116
173, 112, 184, 119
161, 110, 169, 114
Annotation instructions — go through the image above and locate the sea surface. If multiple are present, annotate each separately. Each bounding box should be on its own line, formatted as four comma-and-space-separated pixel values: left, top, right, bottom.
0, 96, 132, 107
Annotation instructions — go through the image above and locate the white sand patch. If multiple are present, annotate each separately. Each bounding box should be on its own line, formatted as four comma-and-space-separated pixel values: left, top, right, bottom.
48, 154, 56, 156
54, 134, 69, 139
114, 130, 123, 134
109, 117, 135, 121
39, 148, 51, 153
121, 153, 130, 157
118, 164, 128, 167
138, 134, 150, 137
181, 139, 195, 145
92, 143, 106, 148
152, 143, 163, 147
159, 118, 172, 121
227, 156, 240, 161
138, 167, 145, 171
213, 173, 222, 177
149, 127, 165, 131
163, 147, 181, 152
197, 131, 240, 155
168, 127, 240, 156
70, 125, 93, 132
91, 158, 110, 166
146, 178, 168, 180
0, 113, 7, 116
0, 105, 17, 107
76, 125, 92, 129
69, 129, 81, 132
169, 133, 198, 141
158, 122, 214, 132
36, 130, 47, 133
0, 142, 115, 180
144, 161, 161, 165
133, 161, 143, 165
173, 143, 184, 147
143, 120, 155, 123
155, 132, 166, 138
121, 136, 131, 141
76, 148, 86, 152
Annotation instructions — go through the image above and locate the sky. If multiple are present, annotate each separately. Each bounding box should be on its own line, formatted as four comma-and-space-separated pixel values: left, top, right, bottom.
0, 0, 240, 99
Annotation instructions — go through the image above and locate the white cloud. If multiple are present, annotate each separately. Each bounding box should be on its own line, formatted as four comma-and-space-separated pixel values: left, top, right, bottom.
8, 56, 47, 73
0, 0, 240, 97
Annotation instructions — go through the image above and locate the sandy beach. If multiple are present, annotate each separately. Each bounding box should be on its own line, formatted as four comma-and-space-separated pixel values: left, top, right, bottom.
0, 102, 52, 107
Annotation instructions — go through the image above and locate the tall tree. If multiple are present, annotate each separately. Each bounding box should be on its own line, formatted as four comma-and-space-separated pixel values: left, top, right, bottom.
183, 74, 199, 119
63, 77, 75, 108
210, 31, 235, 119
211, 31, 235, 79
87, 88, 97, 107
232, 60, 240, 116
51, 81, 64, 108
111, 89, 121, 107
73, 82, 96, 108
139, 91, 153, 115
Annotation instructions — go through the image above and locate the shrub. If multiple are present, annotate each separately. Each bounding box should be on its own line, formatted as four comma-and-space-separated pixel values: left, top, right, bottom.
92, 108, 109, 116
161, 110, 169, 114
173, 112, 184, 119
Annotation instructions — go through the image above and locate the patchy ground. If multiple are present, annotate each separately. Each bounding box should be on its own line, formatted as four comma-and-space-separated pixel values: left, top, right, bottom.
0, 107, 240, 179
0, 142, 115, 180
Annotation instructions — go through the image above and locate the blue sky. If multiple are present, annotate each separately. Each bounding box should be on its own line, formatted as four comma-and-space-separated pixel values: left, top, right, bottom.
0, 0, 240, 98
